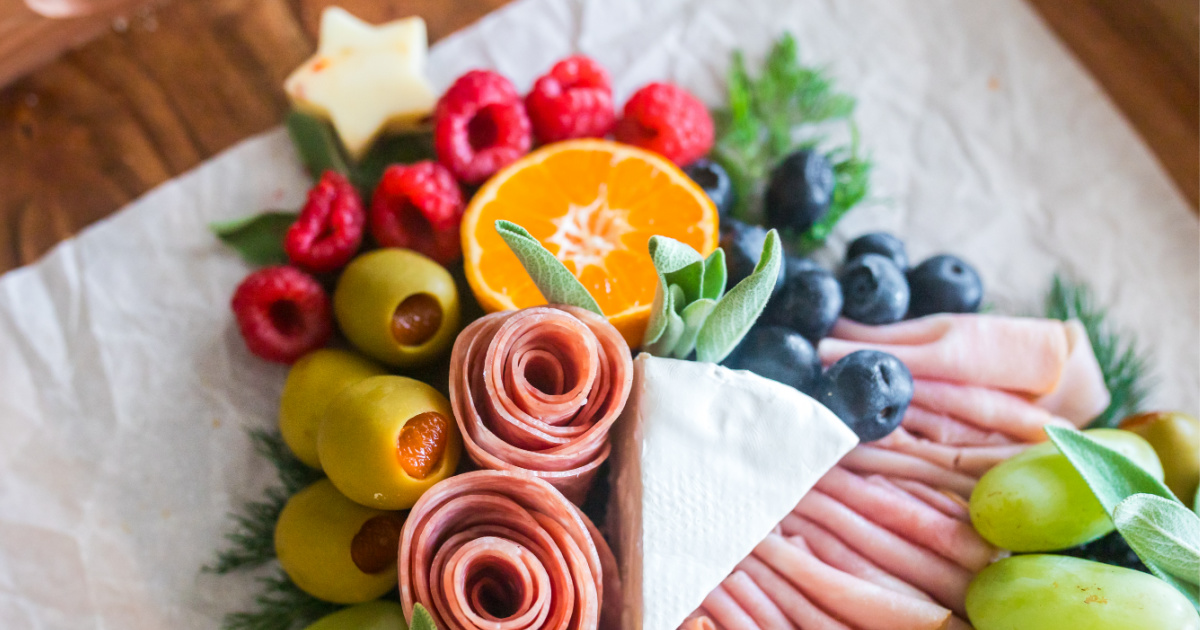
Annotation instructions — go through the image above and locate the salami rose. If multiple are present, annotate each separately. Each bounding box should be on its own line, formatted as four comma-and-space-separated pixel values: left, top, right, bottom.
449, 305, 633, 503
398, 470, 620, 630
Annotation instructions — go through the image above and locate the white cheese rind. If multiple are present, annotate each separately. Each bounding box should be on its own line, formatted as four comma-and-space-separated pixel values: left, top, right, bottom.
610, 354, 859, 630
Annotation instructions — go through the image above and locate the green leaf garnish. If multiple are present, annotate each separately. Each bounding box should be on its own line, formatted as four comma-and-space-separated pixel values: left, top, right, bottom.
286, 109, 436, 195
210, 212, 297, 267
287, 110, 351, 179
411, 603, 438, 630
221, 568, 342, 630
495, 221, 603, 316
1114, 494, 1200, 585
1044, 274, 1152, 428
712, 32, 870, 246
701, 249, 727, 301
1046, 426, 1200, 607
695, 229, 782, 363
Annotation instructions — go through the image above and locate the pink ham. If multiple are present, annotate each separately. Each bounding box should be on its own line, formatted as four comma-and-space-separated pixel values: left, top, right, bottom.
754, 533, 953, 630
1035, 320, 1111, 426
779, 513, 934, 602
885, 478, 971, 522
722, 571, 794, 630
398, 470, 619, 630
911, 380, 1072, 443
876, 427, 1030, 476
840, 446, 977, 497
702, 584, 759, 630
449, 306, 632, 503
820, 315, 1069, 395
735, 556, 853, 630
794, 489, 972, 613
814, 467, 999, 572
903, 405, 1016, 446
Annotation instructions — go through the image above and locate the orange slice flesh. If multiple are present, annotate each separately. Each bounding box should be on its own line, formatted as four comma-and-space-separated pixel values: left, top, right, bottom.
462, 139, 719, 347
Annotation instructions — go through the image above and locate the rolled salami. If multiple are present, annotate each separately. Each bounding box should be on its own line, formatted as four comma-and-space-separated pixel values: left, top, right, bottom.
398, 470, 620, 630
449, 305, 633, 503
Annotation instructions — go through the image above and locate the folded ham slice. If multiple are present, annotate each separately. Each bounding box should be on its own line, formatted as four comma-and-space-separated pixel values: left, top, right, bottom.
911, 380, 1072, 443
819, 315, 1069, 395
1034, 320, 1111, 426
398, 470, 620, 630
449, 306, 632, 503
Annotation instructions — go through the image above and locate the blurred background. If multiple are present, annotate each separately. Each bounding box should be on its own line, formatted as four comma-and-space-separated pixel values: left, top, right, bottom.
0, 0, 1196, 275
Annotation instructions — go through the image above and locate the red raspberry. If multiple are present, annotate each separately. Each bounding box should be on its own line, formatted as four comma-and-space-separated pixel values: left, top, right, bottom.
230, 266, 332, 364
614, 82, 714, 166
369, 161, 465, 265
525, 55, 616, 143
434, 70, 532, 185
284, 171, 365, 273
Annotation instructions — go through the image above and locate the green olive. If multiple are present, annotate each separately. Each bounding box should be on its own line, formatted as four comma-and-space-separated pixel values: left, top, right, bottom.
318, 375, 462, 510
304, 601, 408, 630
275, 479, 405, 604
334, 249, 459, 368
1120, 411, 1199, 504
280, 349, 387, 469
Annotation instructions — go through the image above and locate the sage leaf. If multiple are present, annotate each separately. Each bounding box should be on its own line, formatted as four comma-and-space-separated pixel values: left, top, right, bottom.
672, 298, 718, 359
1114, 493, 1200, 585
695, 229, 782, 363
411, 603, 438, 630
643, 274, 672, 347
495, 221, 602, 316
286, 110, 350, 178
210, 212, 297, 267
665, 260, 706, 304
644, 236, 706, 347
1045, 426, 1177, 514
702, 249, 727, 300
645, 286, 686, 357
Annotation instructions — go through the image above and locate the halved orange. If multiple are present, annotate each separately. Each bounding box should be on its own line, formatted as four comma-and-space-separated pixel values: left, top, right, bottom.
462, 139, 719, 347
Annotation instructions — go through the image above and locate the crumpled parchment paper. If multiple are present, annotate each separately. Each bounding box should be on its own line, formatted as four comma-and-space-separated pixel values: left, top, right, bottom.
1, 0, 1196, 628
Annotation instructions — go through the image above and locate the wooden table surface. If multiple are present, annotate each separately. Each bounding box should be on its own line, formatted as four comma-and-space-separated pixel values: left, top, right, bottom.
0, 0, 1196, 275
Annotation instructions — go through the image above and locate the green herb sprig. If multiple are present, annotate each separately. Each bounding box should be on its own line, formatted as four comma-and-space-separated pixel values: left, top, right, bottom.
286, 110, 435, 195
1047, 426, 1200, 609
712, 33, 870, 249
1044, 275, 1152, 428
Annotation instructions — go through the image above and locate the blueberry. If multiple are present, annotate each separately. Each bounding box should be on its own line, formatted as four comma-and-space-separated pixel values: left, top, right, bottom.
723, 326, 822, 394
846, 232, 908, 270
838, 254, 909, 324
906, 254, 983, 318
815, 350, 913, 441
684, 158, 734, 219
761, 256, 843, 344
765, 150, 835, 234
719, 221, 785, 295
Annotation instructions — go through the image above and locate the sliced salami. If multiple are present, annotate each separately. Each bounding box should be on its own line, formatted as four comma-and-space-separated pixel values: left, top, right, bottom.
399, 470, 620, 630
449, 306, 633, 503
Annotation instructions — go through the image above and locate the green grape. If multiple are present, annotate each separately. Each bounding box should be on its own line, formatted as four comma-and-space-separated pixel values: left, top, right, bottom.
970, 429, 1163, 552
967, 555, 1200, 630
304, 601, 408, 630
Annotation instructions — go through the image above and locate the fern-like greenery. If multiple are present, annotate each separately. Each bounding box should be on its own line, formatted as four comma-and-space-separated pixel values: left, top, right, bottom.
1044, 274, 1152, 428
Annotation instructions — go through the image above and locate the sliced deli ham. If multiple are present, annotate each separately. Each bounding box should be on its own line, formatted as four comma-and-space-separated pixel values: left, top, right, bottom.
398, 470, 620, 630
1034, 320, 1111, 426
911, 380, 1071, 443
450, 306, 633, 503
820, 315, 1070, 395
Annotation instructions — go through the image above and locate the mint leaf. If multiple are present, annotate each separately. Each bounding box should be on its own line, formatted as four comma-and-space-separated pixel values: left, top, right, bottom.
1045, 426, 1176, 513
1114, 494, 1200, 585
286, 110, 350, 178
495, 221, 603, 316
695, 229, 782, 363
410, 603, 438, 630
702, 249, 727, 300
210, 212, 297, 266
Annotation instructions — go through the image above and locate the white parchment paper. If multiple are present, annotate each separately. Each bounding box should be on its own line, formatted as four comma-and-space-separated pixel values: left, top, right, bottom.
1, 0, 1196, 628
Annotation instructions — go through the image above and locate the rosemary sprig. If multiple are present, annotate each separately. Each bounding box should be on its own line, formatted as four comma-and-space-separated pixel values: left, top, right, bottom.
222, 569, 343, 630
711, 32, 870, 247
1044, 274, 1152, 428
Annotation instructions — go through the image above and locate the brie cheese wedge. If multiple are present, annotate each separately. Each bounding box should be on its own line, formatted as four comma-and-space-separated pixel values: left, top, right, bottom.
609, 354, 858, 630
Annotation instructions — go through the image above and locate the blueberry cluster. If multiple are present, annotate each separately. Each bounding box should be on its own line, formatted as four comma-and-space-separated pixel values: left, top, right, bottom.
840, 232, 984, 324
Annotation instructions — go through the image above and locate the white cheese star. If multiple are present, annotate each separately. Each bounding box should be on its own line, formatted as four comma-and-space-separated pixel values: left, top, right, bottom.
285, 7, 437, 160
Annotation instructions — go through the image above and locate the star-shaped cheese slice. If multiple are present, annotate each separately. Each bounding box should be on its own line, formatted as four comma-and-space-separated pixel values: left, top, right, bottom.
285, 7, 436, 160
609, 355, 859, 630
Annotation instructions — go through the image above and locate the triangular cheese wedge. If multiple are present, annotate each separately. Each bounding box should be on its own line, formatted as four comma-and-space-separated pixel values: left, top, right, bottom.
609, 355, 859, 630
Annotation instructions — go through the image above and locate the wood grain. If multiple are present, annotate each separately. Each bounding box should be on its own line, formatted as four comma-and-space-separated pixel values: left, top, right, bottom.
0, 0, 1195, 275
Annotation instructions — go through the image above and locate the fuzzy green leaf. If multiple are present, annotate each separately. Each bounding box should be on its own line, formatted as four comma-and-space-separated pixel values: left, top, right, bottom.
1114, 493, 1200, 585
643, 274, 673, 347
496, 221, 603, 316
210, 212, 297, 267
672, 298, 718, 359
645, 286, 686, 357
644, 236, 707, 347
286, 110, 351, 178
695, 229, 782, 363
1046, 426, 1177, 513
411, 603, 438, 630
665, 261, 706, 304
702, 249, 727, 300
